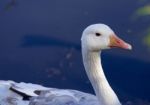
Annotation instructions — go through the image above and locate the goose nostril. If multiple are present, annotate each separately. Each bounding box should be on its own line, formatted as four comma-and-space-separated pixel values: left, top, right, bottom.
116, 40, 121, 44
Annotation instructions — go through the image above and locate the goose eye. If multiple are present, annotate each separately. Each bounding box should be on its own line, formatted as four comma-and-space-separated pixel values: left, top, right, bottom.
95, 33, 101, 36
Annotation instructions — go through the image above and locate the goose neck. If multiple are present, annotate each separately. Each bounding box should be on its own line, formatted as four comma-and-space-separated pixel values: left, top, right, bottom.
82, 49, 121, 105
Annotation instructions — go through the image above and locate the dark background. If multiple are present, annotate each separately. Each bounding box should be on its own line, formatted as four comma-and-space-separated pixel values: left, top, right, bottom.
0, 0, 150, 103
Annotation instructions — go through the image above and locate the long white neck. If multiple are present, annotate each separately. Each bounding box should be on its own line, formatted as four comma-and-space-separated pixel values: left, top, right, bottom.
82, 48, 121, 105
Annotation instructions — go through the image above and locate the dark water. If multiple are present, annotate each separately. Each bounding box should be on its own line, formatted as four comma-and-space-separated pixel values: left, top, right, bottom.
0, 0, 150, 103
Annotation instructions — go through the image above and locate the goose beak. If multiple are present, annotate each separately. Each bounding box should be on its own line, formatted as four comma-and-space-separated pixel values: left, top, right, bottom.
109, 35, 132, 50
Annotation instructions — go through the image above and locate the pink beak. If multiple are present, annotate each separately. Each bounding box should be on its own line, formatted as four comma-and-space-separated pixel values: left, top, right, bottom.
109, 35, 132, 50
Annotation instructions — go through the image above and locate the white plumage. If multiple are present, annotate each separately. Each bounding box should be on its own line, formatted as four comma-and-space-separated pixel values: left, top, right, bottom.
0, 81, 99, 105
0, 24, 131, 105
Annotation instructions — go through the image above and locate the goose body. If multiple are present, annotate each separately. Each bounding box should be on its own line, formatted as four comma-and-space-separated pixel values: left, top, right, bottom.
0, 81, 99, 105
0, 24, 131, 105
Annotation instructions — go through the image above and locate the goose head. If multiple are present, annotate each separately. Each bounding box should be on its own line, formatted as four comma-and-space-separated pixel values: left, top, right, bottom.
81, 24, 132, 51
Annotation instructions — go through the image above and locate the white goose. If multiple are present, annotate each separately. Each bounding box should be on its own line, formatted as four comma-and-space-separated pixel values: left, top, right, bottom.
0, 24, 132, 105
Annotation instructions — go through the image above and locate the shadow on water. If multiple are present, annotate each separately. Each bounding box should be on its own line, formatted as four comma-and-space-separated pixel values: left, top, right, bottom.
21, 35, 81, 50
